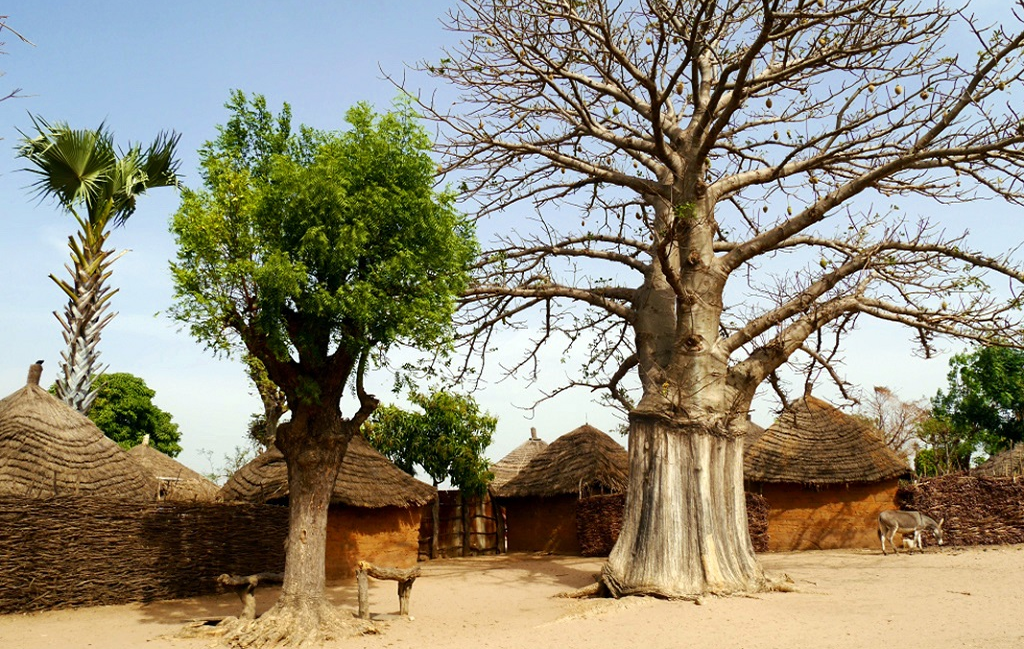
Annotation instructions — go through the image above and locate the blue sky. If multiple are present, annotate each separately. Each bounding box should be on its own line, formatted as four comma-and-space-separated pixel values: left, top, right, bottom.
0, 2, 1020, 477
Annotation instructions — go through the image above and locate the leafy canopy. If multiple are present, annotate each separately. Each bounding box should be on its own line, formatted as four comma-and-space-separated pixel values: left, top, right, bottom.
169, 91, 477, 407
930, 345, 1024, 456
366, 391, 496, 495
19, 115, 180, 229
86, 373, 182, 456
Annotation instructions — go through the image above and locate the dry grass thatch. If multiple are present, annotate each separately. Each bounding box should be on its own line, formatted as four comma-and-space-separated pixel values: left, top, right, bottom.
742, 419, 767, 451
128, 443, 219, 501
492, 424, 628, 498
0, 364, 156, 501
972, 444, 1024, 478
744, 395, 910, 485
218, 434, 435, 508
489, 431, 549, 490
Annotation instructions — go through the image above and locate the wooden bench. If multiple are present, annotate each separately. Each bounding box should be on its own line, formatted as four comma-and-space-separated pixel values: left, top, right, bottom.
216, 572, 283, 620
355, 561, 420, 620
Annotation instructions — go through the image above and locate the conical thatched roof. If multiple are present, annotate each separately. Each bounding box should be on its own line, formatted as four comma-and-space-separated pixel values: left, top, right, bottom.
489, 428, 549, 490
744, 395, 910, 485
742, 419, 767, 450
128, 443, 219, 501
217, 433, 435, 508
973, 443, 1024, 477
492, 424, 628, 498
0, 364, 157, 500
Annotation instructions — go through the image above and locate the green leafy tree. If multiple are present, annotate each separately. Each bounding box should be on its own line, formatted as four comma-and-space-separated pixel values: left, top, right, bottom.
243, 354, 288, 451
916, 345, 1024, 474
169, 91, 476, 645
87, 373, 182, 456
368, 391, 496, 491
366, 390, 496, 558
18, 118, 179, 413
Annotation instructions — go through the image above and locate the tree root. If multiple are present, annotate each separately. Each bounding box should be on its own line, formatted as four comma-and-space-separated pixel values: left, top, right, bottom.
180, 598, 377, 649
597, 564, 775, 601
764, 572, 799, 593
555, 582, 604, 599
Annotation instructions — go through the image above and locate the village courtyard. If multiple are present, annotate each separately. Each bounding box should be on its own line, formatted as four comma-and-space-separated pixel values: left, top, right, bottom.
1, 544, 1021, 649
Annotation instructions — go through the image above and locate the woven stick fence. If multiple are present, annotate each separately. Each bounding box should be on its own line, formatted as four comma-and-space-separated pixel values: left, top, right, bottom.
896, 475, 1024, 547
0, 497, 288, 613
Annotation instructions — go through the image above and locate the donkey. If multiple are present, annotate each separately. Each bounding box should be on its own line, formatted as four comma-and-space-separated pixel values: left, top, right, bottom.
878, 510, 944, 555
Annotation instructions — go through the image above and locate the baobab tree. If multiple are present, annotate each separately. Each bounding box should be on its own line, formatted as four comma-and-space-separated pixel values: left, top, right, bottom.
412, 0, 1024, 598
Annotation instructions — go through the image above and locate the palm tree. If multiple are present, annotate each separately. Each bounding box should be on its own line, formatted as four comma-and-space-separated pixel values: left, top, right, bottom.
18, 117, 180, 413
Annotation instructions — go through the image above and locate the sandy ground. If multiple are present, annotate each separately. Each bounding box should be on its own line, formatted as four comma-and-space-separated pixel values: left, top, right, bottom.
1, 545, 1022, 649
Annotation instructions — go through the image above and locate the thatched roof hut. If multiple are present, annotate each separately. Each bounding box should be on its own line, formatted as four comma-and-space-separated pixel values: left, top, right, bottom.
742, 419, 767, 450
218, 433, 435, 579
218, 434, 435, 508
0, 363, 156, 500
489, 427, 548, 490
973, 443, 1024, 478
744, 395, 909, 485
744, 395, 911, 551
128, 441, 219, 501
493, 424, 628, 499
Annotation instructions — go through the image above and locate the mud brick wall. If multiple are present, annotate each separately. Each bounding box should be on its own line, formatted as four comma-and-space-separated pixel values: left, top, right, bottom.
575, 492, 770, 557
326, 505, 423, 580
501, 495, 580, 554
754, 479, 900, 551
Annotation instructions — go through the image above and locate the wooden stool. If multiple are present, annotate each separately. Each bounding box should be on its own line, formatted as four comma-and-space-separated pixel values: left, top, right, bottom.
216, 572, 283, 620
355, 561, 420, 620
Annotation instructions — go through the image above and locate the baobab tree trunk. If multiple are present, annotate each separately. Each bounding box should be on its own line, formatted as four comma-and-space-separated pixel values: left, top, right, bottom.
600, 194, 765, 599
220, 412, 353, 648
602, 411, 764, 598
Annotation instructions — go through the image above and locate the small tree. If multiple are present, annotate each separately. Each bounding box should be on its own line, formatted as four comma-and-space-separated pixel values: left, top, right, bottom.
87, 373, 182, 455
366, 390, 496, 557
857, 386, 928, 461
914, 416, 975, 476
19, 119, 179, 413
170, 91, 476, 646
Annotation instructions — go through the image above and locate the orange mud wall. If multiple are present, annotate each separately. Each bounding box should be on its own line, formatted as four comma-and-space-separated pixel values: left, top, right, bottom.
325, 505, 424, 580
501, 495, 580, 554
756, 479, 899, 551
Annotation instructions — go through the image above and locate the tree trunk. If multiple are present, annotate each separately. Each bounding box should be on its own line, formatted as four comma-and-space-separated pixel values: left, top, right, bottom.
461, 491, 471, 557
219, 412, 353, 648
602, 412, 764, 599
276, 433, 345, 612
430, 481, 440, 559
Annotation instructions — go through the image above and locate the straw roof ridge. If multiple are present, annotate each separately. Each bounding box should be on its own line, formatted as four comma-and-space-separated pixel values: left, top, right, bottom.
973, 443, 1024, 477
0, 372, 157, 501
128, 443, 219, 501
744, 395, 910, 485
217, 433, 435, 508
489, 436, 549, 490
493, 424, 629, 498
